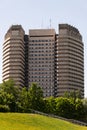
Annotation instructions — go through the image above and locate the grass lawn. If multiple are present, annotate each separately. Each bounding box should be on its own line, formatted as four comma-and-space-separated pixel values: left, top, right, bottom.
0, 113, 87, 130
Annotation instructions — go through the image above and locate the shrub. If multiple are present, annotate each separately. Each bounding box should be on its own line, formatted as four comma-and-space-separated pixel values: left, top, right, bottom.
0, 105, 10, 112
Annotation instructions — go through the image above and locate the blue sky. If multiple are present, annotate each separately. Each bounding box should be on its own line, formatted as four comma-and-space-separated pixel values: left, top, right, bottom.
0, 0, 87, 96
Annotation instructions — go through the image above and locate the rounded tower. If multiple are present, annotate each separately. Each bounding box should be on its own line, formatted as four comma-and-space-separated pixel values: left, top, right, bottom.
2, 25, 25, 87
57, 24, 84, 97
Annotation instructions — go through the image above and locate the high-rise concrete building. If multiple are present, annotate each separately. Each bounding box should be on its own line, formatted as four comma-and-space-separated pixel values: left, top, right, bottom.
57, 24, 84, 97
2, 24, 84, 97
2, 25, 25, 87
29, 29, 56, 97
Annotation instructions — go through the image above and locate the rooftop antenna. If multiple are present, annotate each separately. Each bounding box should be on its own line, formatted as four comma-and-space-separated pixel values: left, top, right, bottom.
41, 19, 43, 28
50, 18, 51, 28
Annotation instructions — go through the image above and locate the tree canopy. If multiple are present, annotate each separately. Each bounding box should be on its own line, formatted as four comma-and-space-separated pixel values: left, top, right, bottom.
0, 79, 86, 122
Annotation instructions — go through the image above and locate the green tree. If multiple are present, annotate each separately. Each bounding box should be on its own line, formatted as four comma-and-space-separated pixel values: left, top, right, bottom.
29, 83, 44, 111
44, 96, 56, 114
1, 79, 19, 97
18, 87, 31, 112
64, 90, 82, 103
55, 97, 75, 118
83, 98, 87, 113
75, 99, 85, 119
0, 79, 20, 112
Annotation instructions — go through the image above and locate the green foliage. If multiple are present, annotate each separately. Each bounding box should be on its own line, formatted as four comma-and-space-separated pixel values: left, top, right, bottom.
44, 96, 85, 120
0, 79, 21, 112
0, 80, 44, 112
29, 83, 43, 99
64, 90, 82, 103
55, 97, 75, 118
83, 98, 87, 113
18, 87, 31, 112
0, 105, 10, 112
29, 83, 44, 111
0, 80, 86, 121
75, 99, 85, 119
82, 98, 87, 122
44, 97, 56, 114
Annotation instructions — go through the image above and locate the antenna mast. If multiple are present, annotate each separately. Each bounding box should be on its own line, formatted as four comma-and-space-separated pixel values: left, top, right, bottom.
41, 19, 43, 28
50, 18, 51, 28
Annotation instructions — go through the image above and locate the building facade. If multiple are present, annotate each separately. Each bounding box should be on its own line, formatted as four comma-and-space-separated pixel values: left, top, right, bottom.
57, 24, 84, 97
2, 24, 84, 97
28, 29, 56, 97
2, 25, 25, 87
